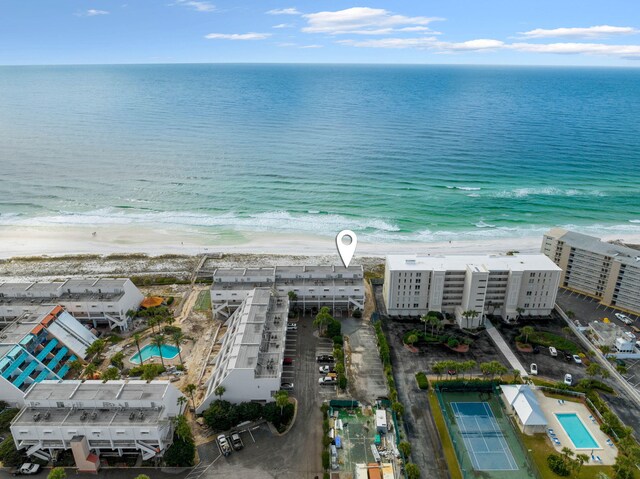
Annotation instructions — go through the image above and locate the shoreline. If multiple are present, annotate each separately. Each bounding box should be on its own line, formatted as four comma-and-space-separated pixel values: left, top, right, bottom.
2, 225, 640, 261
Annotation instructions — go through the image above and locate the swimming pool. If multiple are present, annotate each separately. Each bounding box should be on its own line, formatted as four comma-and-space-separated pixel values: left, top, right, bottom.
130, 344, 180, 364
555, 413, 599, 449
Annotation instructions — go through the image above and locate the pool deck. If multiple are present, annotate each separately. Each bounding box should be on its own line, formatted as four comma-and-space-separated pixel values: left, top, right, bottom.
535, 391, 618, 465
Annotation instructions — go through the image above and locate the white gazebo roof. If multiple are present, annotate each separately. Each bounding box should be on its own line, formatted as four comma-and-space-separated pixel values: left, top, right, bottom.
501, 384, 547, 427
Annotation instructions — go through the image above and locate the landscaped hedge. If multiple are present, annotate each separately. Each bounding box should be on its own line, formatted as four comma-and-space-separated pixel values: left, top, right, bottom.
547, 454, 570, 476
516, 331, 579, 354
415, 372, 429, 390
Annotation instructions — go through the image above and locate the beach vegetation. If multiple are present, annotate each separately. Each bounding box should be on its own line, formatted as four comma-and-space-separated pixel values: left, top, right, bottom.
164, 415, 195, 467
47, 467, 67, 479
102, 367, 121, 381
110, 351, 124, 370
516, 330, 580, 354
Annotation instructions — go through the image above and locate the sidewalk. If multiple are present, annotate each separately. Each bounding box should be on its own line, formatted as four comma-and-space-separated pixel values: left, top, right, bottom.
485, 320, 529, 377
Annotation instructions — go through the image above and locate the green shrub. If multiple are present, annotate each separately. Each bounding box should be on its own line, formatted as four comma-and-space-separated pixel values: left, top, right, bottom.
0, 435, 25, 467
164, 325, 182, 335
332, 335, 344, 346
415, 372, 429, 390
547, 454, 570, 476
338, 373, 347, 390
322, 435, 332, 447
447, 338, 460, 348
352, 309, 362, 318
167, 296, 174, 305
0, 408, 19, 432
322, 450, 330, 470
516, 331, 579, 354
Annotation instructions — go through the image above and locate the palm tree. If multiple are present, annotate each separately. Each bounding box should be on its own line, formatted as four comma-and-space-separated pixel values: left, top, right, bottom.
427, 314, 441, 336
313, 307, 332, 334
405, 334, 418, 346
184, 383, 197, 410
133, 333, 144, 366
172, 331, 185, 367
561, 446, 575, 464
84, 363, 97, 379
166, 317, 176, 327
420, 314, 429, 335
461, 310, 480, 329
214, 385, 226, 399
575, 453, 590, 473
68, 359, 84, 376
152, 334, 167, 368
177, 396, 188, 414
275, 390, 289, 416
148, 317, 158, 334
516, 307, 525, 319
600, 345, 612, 356
512, 369, 521, 383
521, 326, 535, 344
86, 338, 106, 361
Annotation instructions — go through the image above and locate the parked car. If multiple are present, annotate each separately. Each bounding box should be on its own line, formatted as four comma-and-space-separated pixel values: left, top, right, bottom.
230, 432, 244, 451
319, 376, 337, 385
283, 357, 293, 365
616, 313, 633, 325
319, 365, 334, 374
572, 355, 583, 364
11, 464, 41, 476
316, 355, 335, 363
564, 352, 573, 362
549, 346, 558, 357
217, 434, 232, 456
280, 382, 294, 391
564, 373, 573, 386
530, 363, 538, 376
286, 323, 298, 330
532, 346, 540, 354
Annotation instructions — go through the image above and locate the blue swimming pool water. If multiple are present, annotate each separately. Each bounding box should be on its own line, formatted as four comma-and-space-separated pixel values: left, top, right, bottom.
555, 413, 599, 449
130, 344, 180, 364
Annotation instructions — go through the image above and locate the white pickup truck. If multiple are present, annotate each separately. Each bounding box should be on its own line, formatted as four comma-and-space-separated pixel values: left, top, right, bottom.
11, 464, 41, 476
217, 434, 232, 456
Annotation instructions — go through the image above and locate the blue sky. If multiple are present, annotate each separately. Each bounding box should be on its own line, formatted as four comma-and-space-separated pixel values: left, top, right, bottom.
1, 1, 639, 65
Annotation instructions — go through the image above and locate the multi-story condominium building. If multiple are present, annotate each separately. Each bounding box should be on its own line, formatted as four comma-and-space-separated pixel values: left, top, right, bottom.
383, 254, 561, 327
10, 380, 185, 471
0, 278, 144, 331
542, 228, 640, 316
197, 288, 289, 412
0, 305, 97, 406
210, 265, 364, 318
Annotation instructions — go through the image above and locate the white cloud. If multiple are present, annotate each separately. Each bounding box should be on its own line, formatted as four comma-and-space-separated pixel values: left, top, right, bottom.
277, 42, 297, 47
205, 32, 271, 40
519, 25, 638, 39
302, 7, 443, 35
267, 8, 301, 15
80, 9, 109, 16
273, 23, 293, 29
173, 0, 215, 12
300, 44, 323, 49
339, 37, 503, 51
510, 42, 640, 58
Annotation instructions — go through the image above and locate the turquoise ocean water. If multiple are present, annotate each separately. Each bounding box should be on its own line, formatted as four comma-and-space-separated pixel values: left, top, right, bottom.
0, 64, 639, 243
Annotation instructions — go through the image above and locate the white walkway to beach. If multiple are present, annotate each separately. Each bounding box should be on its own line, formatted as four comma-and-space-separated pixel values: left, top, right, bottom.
485, 320, 529, 377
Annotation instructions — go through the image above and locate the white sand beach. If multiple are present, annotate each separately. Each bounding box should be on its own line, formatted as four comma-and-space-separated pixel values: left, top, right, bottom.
1, 224, 639, 261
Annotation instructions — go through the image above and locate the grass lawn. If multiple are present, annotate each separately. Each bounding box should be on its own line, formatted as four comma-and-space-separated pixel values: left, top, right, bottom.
194, 290, 212, 311
520, 433, 614, 479
427, 391, 462, 479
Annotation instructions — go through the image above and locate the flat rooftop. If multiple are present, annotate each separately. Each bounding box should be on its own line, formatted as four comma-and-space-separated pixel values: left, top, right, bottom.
0, 306, 59, 346
386, 254, 561, 272
13, 405, 164, 427
0, 279, 130, 303
547, 228, 640, 267
24, 380, 170, 402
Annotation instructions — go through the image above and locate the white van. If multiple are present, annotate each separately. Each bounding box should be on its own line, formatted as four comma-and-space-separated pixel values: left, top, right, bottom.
549, 346, 558, 357
530, 363, 538, 376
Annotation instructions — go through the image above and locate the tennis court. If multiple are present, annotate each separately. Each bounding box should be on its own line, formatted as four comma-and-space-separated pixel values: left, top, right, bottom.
451, 402, 518, 471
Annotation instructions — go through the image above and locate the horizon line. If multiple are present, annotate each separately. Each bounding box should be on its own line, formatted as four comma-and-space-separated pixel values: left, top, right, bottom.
0, 61, 638, 69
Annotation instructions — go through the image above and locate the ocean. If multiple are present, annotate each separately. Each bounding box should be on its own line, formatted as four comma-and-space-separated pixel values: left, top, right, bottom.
0, 64, 639, 244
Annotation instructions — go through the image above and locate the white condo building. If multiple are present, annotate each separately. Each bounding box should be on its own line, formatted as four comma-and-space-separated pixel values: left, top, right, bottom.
542, 228, 640, 316
211, 265, 364, 318
197, 288, 289, 412
383, 254, 561, 327
0, 279, 144, 331
0, 305, 98, 406
11, 380, 185, 472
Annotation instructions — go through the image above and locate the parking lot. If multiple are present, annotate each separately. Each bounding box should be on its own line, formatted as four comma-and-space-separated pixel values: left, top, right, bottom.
557, 288, 640, 328
184, 315, 328, 479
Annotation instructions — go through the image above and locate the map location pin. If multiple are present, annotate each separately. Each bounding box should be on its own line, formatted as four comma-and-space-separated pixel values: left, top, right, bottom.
336, 230, 357, 268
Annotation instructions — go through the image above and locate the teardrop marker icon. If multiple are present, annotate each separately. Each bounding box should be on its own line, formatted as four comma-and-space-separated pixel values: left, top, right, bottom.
336, 230, 357, 268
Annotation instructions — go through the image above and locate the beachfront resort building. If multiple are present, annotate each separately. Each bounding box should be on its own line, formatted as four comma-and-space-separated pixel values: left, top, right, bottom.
0, 305, 97, 406
383, 254, 561, 327
210, 265, 364, 318
197, 288, 289, 412
10, 380, 185, 471
542, 228, 640, 316
0, 278, 144, 331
